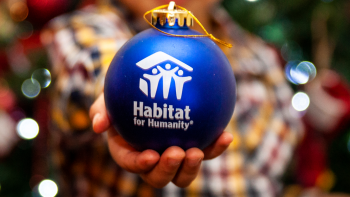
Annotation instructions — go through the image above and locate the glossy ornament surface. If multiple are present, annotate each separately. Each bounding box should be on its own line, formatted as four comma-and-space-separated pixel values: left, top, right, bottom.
105, 4, 236, 153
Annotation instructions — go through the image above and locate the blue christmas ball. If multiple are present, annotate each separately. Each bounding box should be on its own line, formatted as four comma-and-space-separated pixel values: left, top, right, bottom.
105, 22, 236, 153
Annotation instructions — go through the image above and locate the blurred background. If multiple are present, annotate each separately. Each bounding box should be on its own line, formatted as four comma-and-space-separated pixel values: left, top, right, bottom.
0, 0, 350, 196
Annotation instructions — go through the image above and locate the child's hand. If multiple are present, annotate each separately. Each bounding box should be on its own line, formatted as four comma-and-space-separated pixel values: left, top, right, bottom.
90, 93, 233, 188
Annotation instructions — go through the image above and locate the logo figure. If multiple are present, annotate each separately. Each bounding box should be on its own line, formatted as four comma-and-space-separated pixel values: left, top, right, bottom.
136, 51, 193, 100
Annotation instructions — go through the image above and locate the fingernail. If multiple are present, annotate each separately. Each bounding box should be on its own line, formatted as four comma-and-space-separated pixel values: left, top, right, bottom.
187, 158, 202, 167
167, 158, 181, 167
92, 113, 100, 126
144, 157, 158, 166
225, 133, 234, 143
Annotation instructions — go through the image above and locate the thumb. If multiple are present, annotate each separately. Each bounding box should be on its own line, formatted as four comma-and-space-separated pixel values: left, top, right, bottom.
89, 94, 111, 133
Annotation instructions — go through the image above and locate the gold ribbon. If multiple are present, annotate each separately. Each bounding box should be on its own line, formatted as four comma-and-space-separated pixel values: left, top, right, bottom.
143, 4, 233, 48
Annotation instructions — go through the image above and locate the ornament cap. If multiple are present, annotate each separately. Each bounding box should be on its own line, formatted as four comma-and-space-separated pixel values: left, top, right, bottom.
151, 1, 194, 27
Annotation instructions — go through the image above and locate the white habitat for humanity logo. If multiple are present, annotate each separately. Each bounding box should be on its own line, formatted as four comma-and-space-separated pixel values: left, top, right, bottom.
136, 51, 193, 100
133, 52, 194, 131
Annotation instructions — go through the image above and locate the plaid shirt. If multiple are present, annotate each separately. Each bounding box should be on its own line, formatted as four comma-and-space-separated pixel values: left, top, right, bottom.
46, 5, 303, 197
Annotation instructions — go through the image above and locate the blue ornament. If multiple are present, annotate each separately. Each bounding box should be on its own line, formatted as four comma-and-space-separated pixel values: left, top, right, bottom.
104, 3, 236, 153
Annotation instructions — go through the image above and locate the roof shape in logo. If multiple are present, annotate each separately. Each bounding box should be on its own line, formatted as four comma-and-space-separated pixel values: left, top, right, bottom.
136, 51, 193, 72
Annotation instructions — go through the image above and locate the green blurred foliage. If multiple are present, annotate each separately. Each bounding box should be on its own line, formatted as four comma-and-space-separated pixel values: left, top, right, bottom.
222, 0, 350, 81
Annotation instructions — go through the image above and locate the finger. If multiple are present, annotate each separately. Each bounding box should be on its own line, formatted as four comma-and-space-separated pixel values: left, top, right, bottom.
203, 131, 233, 160
107, 129, 160, 173
140, 146, 186, 188
89, 94, 110, 133
172, 148, 204, 188
89, 94, 105, 119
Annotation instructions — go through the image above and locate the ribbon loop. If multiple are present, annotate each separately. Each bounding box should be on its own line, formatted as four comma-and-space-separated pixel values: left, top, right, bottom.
143, 4, 232, 48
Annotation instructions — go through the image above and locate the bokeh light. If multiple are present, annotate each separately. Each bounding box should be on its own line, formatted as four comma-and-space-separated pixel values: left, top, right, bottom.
32, 69, 52, 88
246, 0, 259, 2
285, 61, 300, 84
292, 92, 310, 112
7, 44, 32, 76
260, 23, 285, 44
9, 2, 29, 22
285, 61, 317, 84
22, 78, 41, 98
16, 118, 39, 140
17, 21, 34, 39
38, 180, 58, 197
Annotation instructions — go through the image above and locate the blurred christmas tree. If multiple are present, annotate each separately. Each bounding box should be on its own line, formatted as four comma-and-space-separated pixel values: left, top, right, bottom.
222, 0, 350, 195
329, 128, 350, 193
223, 0, 350, 81
0, 0, 79, 196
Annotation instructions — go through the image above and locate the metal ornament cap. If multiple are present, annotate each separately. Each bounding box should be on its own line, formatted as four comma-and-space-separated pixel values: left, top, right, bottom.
151, 1, 193, 27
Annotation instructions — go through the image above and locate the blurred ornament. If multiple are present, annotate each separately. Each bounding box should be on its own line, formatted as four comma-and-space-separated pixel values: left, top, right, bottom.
105, 2, 236, 153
